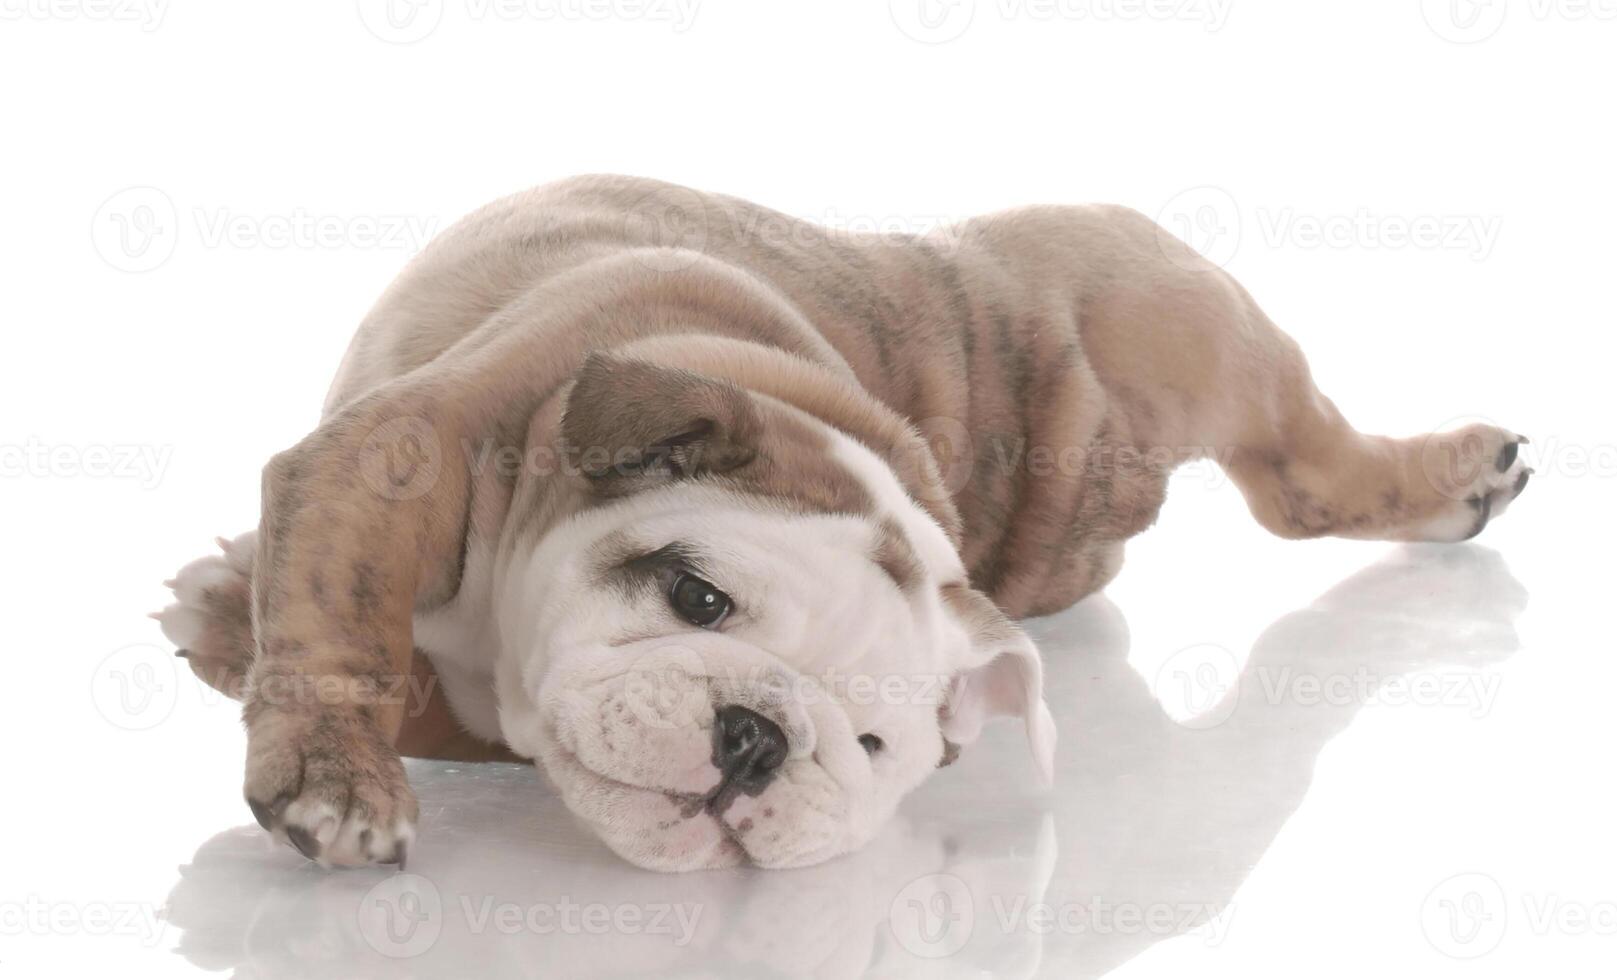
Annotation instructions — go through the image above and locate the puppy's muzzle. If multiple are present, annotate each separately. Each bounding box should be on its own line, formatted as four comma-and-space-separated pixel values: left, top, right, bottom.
711, 704, 787, 798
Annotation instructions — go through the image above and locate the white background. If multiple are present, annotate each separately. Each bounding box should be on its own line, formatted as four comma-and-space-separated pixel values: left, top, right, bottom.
2, 1, 1614, 977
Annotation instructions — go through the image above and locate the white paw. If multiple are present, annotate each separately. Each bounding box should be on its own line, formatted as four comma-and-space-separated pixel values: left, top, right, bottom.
1416, 428, 1531, 541
153, 531, 259, 696
245, 706, 419, 869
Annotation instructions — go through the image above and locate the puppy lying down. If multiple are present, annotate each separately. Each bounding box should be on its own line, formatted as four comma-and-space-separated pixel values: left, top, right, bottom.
157, 176, 1528, 872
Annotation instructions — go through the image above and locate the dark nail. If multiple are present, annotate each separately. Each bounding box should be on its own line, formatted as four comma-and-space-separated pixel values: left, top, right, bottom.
247, 798, 276, 832
1495, 441, 1519, 473
285, 825, 321, 861
1513, 469, 1531, 498
1462, 493, 1493, 540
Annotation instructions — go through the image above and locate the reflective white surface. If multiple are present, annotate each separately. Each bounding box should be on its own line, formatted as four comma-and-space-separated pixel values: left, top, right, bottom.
10, 472, 1615, 977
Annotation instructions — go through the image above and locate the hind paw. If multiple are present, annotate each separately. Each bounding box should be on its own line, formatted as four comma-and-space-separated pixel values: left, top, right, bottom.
153, 531, 257, 698
1416, 426, 1531, 541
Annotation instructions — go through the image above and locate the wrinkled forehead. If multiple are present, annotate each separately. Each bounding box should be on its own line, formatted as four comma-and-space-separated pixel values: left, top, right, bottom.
587, 485, 920, 596
582, 394, 966, 588
740, 395, 967, 582
570, 404, 971, 660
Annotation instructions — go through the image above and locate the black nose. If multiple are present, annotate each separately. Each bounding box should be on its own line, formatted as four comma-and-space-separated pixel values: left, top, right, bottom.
712, 704, 788, 790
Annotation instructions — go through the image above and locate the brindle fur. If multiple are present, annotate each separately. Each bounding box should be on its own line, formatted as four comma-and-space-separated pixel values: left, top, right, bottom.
168, 176, 1526, 861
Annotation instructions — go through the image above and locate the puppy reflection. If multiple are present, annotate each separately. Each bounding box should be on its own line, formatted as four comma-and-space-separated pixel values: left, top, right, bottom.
165, 545, 1523, 979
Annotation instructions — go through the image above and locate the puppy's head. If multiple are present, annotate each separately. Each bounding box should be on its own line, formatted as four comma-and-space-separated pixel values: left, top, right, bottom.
496, 352, 1055, 871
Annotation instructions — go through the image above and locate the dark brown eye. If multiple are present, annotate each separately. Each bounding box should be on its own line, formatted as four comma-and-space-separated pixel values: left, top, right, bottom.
669, 572, 731, 628
858, 733, 884, 755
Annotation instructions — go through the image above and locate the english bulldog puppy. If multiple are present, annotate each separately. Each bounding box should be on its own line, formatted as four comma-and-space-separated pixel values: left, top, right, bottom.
157, 176, 1528, 871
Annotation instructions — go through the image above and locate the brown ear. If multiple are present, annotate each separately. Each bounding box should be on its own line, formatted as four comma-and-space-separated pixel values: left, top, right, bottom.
561, 351, 760, 496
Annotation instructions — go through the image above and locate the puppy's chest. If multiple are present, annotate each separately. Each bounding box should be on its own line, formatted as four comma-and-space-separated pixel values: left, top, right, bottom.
410, 540, 504, 732
412, 593, 498, 670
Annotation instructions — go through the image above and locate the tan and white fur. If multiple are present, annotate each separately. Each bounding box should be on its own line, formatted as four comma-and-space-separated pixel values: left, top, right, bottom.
157, 176, 1528, 872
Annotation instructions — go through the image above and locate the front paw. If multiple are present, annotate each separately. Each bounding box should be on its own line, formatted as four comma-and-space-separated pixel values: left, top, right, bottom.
244, 705, 418, 868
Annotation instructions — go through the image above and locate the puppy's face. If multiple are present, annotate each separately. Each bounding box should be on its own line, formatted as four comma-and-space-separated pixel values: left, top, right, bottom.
495, 353, 1055, 871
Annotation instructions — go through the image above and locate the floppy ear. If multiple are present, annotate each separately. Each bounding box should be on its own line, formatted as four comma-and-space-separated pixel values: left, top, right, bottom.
939, 584, 1057, 787
561, 351, 761, 496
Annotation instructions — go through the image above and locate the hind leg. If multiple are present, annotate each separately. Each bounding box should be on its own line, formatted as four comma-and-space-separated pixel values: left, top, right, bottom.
1064, 207, 1530, 543
1228, 415, 1530, 543
1192, 294, 1530, 543
1184, 282, 1530, 542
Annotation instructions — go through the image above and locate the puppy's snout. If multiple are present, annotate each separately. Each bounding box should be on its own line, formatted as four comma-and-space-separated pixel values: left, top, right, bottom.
713, 704, 787, 790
